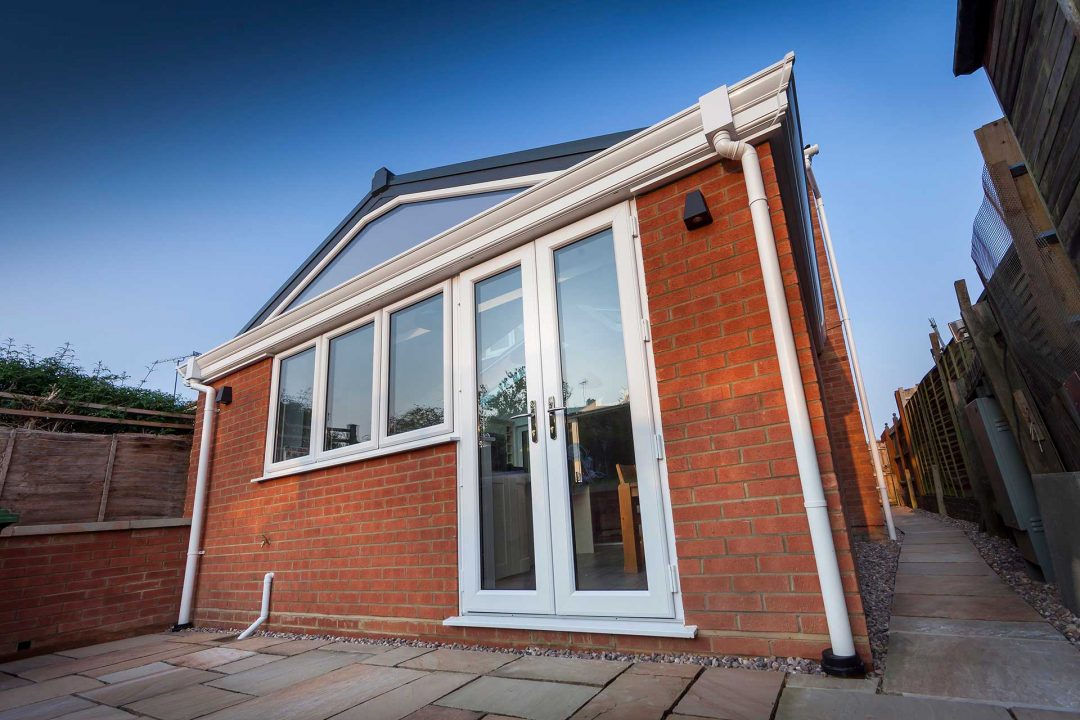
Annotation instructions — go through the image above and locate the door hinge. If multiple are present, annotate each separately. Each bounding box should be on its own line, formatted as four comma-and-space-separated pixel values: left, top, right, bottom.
667, 564, 680, 593
640, 318, 651, 343
654, 432, 665, 460
630, 215, 640, 238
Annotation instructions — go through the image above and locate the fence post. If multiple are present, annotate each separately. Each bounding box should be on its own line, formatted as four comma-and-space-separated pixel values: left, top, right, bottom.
97, 435, 119, 522
932, 464, 948, 517
0, 430, 15, 498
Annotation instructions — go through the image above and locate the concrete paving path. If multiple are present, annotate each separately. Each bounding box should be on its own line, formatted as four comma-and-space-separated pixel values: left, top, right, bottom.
881, 507, 1080, 714
1, 511, 1077, 719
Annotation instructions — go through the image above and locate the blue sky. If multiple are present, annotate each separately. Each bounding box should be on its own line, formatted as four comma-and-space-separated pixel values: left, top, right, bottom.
1, 1, 1000, 430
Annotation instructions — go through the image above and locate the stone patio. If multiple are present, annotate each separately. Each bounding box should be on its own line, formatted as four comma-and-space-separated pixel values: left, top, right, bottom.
1, 507, 1078, 719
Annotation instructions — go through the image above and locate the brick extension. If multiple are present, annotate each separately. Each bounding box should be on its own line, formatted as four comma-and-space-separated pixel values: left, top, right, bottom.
184, 144, 872, 664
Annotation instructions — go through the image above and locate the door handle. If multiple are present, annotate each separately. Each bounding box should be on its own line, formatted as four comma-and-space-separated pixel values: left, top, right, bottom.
509, 401, 538, 443
547, 396, 566, 439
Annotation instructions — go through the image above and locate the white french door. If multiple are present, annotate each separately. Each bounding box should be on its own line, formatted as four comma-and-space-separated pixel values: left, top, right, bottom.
459, 205, 674, 619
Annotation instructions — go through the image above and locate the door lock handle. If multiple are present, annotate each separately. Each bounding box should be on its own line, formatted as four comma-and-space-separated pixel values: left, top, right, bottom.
547, 396, 565, 439
510, 401, 539, 443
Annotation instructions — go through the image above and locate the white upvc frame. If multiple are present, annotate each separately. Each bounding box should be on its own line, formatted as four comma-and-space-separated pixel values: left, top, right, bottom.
533, 204, 675, 619
379, 280, 455, 446
457, 246, 555, 615
268, 175, 554, 323
262, 281, 454, 477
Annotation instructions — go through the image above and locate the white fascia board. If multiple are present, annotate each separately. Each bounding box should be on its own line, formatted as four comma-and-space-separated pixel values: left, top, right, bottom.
191, 54, 796, 383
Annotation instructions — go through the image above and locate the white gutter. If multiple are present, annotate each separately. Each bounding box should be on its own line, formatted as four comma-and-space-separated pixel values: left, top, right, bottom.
237, 572, 274, 640
700, 86, 863, 676
174, 358, 217, 629
803, 145, 897, 542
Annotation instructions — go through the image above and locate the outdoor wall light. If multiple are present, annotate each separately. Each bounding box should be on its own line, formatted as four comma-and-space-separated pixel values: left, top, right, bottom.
683, 190, 713, 230
216, 386, 233, 405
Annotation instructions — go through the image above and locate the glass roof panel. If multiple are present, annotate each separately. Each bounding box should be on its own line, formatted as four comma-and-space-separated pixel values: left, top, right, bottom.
283, 188, 524, 313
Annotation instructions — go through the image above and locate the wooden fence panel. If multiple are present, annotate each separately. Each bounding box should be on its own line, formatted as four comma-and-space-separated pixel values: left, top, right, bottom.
0, 429, 190, 524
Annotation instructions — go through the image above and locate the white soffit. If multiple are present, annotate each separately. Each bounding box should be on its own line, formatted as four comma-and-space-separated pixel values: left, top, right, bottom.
190, 53, 796, 383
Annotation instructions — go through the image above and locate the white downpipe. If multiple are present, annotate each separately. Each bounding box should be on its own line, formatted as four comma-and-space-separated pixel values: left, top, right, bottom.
710, 131, 857, 660
237, 573, 274, 640
176, 368, 217, 628
804, 145, 897, 542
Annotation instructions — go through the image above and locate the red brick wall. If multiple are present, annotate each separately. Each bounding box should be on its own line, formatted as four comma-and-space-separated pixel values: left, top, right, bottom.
807, 192, 886, 533
636, 142, 870, 661
0, 526, 188, 659
186, 142, 870, 663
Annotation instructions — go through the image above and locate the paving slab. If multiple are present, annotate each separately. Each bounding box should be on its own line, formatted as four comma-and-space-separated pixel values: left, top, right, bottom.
125, 683, 250, 720
899, 550, 985, 563
0, 693, 95, 720
22, 642, 182, 682
360, 646, 436, 667
258, 639, 330, 656
320, 642, 392, 654
1012, 710, 1080, 719
79, 667, 220, 707
0, 674, 29, 691
168, 647, 256, 670
890, 615, 1063, 640
162, 632, 236, 645
892, 593, 1043, 621
0, 675, 103, 712
0, 655, 70, 677
897, 562, 995, 576
57, 635, 167, 659
200, 663, 426, 720
901, 532, 970, 544
333, 671, 477, 720
54, 706, 139, 719
884, 632, 1080, 710
671, 667, 783, 720
400, 707, 482, 720
774, 686, 1011, 719
893, 574, 1013, 596
81, 645, 203, 679
96, 661, 174, 684
783, 673, 878, 693
625, 661, 702, 678
218, 637, 292, 652
436, 676, 598, 720
207, 650, 356, 696
493, 656, 628, 686
400, 649, 513, 675
212, 653, 283, 675
571, 671, 691, 720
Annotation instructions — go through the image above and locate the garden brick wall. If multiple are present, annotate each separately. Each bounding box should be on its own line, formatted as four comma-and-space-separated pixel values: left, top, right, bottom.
185, 141, 870, 663
0, 525, 188, 659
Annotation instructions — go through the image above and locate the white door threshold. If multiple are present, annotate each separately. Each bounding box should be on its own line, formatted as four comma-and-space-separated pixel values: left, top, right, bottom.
443, 614, 697, 639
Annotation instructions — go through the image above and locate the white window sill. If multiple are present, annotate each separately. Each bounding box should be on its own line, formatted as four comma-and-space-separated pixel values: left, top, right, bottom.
252, 435, 459, 484
443, 614, 697, 639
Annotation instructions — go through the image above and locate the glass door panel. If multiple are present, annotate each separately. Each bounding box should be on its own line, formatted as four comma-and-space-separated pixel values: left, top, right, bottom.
535, 216, 674, 618
459, 247, 554, 614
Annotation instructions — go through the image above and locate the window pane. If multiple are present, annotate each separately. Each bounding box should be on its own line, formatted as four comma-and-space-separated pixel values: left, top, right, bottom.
324, 323, 375, 451
286, 189, 523, 312
387, 293, 445, 435
273, 348, 316, 462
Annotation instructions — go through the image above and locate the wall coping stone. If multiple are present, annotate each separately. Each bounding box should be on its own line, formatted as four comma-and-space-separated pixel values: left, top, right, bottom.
0, 517, 191, 537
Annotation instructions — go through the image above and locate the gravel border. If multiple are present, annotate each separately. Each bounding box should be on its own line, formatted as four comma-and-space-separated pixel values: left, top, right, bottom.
181, 627, 821, 675
914, 509, 1080, 647
852, 534, 900, 675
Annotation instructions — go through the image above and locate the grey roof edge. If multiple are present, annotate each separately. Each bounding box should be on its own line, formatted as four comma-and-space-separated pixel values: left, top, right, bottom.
239, 128, 644, 334
953, 0, 992, 76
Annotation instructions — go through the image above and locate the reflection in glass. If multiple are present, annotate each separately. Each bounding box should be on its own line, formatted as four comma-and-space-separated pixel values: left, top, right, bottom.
324, 323, 375, 451
286, 189, 524, 312
273, 348, 316, 462
476, 267, 536, 590
387, 293, 445, 435
553, 230, 647, 591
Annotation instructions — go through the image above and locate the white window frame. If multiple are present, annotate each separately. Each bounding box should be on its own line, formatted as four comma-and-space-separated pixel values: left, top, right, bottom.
379, 281, 455, 446
261, 281, 454, 478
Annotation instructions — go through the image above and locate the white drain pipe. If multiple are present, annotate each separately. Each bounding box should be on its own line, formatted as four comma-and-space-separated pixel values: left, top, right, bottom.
700, 86, 860, 675
804, 144, 897, 542
237, 573, 275, 640
175, 360, 217, 629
